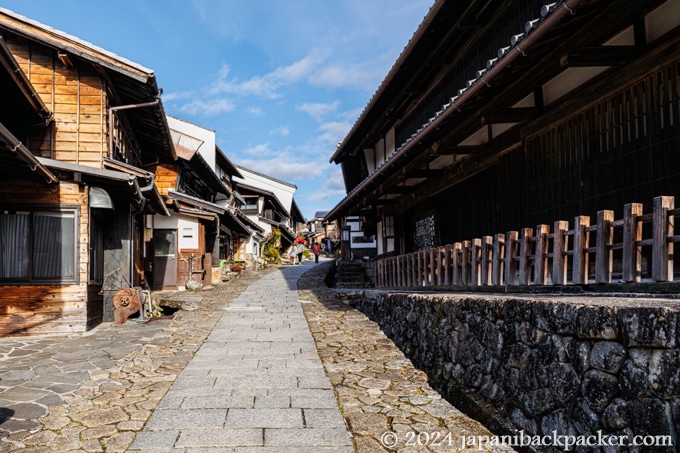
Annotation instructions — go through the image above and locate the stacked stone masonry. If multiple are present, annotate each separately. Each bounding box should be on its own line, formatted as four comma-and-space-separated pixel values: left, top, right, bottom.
357, 291, 680, 452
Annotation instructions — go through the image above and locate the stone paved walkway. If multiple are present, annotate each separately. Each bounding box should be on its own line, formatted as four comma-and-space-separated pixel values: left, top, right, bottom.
0, 260, 513, 452
128, 263, 353, 452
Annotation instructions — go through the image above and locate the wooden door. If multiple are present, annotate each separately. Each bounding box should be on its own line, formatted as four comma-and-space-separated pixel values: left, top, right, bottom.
153, 229, 177, 289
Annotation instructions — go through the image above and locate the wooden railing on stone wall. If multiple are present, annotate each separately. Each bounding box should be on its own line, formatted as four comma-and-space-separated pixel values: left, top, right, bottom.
376, 195, 680, 288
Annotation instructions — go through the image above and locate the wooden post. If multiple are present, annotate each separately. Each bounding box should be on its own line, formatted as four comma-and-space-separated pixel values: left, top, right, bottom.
573, 215, 590, 284
411, 253, 417, 287
436, 246, 444, 286
534, 225, 550, 285
461, 240, 471, 285
481, 236, 493, 285
427, 248, 434, 286
552, 220, 569, 285
492, 233, 505, 285
452, 243, 462, 286
623, 203, 642, 282
504, 231, 519, 285
470, 239, 481, 286
652, 196, 674, 282
519, 228, 534, 285
595, 210, 614, 284
444, 245, 452, 286
375, 260, 383, 288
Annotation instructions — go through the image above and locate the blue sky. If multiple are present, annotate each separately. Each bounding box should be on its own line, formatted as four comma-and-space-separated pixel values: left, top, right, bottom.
2, 0, 434, 219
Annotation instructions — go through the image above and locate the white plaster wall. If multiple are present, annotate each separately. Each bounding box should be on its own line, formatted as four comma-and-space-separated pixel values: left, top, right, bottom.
167, 116, 217, 171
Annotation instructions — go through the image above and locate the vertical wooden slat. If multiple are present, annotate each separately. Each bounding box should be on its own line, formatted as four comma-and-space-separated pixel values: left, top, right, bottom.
428, 248, 435, 286
553, 221, 569, 285
534, 225, 550, 285
573, 215, 590, 284
444, 245, 452, 286
652, 195, 674, 282
409, 252, 418, 287
469, 239, 480, 286
461, 240, 471, 286
481, 236, 492, 286
595, 210, 614, 284
437, 246, 444, 286
519, 228, 533, 285
492, 233, 505, 285
452, 243, 462, 286
504, 231, 519, 285
623, 203, 643, 282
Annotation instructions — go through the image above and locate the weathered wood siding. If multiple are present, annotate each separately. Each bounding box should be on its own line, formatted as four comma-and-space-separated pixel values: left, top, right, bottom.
153, 163, 178, 197
5, 34, 107, 167
0, 181, 92, 336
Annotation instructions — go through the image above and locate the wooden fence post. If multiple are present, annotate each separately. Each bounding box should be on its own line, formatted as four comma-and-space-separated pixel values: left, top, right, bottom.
519, 228, 534, 285
481, 236, 493, 285
471, 239, 482, 286
437, 246, 445, 286
461, 241, 471, 285
573, 215, 590, 284
652, 195, 674, 282
534, 225, 550, 285
427, 248, 435, 286
452, 243, 462, 286
444, 245, 452, 286
595, 210, 614, 284
504, 231, 519, 285
552, 220, 569, 285
492, 233, 505, 285
408, 253, 415, 287
623, 203, 642, 282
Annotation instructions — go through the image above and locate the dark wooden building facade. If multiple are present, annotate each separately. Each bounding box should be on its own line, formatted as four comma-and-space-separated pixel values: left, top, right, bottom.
328, 0, 680, 279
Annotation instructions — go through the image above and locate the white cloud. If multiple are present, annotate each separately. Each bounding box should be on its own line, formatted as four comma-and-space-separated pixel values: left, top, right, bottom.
244, 142, 275, 156
296, 101, 339, 122
269, 126, 290, 136
246, 106, 264, 117
179, 98, 235, 116
236, 156, 323, 181
307, 168, 347, 202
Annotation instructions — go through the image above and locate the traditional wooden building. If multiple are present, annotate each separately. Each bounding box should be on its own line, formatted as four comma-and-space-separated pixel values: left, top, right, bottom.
328, 0, 680, 283
150, 117, 243, 290
0, 8, 174, 334
233, 166, 305, 263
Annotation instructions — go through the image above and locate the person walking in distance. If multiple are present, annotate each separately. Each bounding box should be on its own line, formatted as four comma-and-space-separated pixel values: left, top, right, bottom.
312, 242, 321, 263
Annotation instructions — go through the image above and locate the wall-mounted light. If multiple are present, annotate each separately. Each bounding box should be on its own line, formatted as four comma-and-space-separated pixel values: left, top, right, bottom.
476, 69, 487, 80
498, 46, 511, 58
466, 79, 476, 89
486, 58, 498, 69
457, 87, 468, 96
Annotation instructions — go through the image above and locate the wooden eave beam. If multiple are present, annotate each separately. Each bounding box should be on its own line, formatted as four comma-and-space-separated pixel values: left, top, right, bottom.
485, 107, 543, 123
383, 186, 418, 194
437, 145, 487, 155
560, 46, 645, 67
405, 169, 445, 178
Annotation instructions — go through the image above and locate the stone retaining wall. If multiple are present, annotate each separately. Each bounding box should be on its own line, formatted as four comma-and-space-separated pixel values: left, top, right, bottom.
357, 291, 680, 451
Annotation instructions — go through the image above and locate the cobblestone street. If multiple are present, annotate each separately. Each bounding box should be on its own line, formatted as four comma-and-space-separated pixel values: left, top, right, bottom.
0, 262, 508, 452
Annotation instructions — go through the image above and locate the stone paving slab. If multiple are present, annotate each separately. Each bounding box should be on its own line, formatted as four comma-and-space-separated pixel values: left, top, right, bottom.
129, 263, 354, 451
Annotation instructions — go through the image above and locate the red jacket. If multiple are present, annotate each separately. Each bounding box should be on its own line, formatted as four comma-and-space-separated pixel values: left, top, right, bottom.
312, 244, 321, 255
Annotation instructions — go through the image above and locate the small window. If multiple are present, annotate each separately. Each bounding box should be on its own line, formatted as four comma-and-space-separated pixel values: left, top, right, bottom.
0, 208, 79, 284
383, 216, 395, 238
